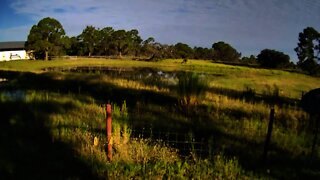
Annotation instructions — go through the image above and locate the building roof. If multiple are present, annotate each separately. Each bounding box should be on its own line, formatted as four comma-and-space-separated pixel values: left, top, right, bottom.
0, 41, 26, 51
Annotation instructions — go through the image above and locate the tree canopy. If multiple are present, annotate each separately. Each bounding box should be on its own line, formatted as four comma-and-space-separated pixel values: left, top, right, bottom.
98, 27, 114, 56
295, 27, 320, 75
26, 17, 66, 60
193, 47, 213, 60
78, 26, 100, 56
241, 55, 257, 65
257, 49, 290, 68
212, 41, 241, 62
174, 43, 194, 59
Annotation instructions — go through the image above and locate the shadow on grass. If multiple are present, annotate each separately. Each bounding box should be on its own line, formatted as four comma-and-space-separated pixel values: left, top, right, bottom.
1, 70, 319, 179
208, 86, 299, 107
0, 98, 97, 179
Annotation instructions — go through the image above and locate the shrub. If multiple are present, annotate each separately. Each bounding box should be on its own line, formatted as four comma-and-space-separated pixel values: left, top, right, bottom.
257, 49, 290, 68
177, 72, 208, 114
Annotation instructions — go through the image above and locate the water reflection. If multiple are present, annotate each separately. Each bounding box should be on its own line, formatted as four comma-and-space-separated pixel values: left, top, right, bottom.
44, 66, 178, 87
0, 90, 26, 101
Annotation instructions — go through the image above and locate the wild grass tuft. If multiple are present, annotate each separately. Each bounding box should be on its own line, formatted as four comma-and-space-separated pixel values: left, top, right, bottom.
177, 72, 209, 114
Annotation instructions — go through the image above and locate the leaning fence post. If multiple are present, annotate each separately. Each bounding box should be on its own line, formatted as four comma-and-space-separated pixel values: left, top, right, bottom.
262, 107, 275, 163
106, 104, 112, 161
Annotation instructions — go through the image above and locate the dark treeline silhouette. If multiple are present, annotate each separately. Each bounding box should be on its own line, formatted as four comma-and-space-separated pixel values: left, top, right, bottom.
26, 17, 320, 75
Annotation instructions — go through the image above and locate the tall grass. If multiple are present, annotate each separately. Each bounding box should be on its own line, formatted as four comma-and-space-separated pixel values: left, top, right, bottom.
177, 72, 208, 114
0, 90, 262, 178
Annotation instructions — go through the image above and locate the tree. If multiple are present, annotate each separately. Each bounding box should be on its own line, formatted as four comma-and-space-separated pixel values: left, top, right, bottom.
127, 29, 143, 56
59, 35, 72, 55
174, 42, 194, 59
241, 55, 257, 65
110, 30, 130, 57
65, 36, 80, 56
194, 47, 213, 60
98, 27, 114, 56
26, 17, 65, 60
161, 44, 176, 59
294, 27, 320, 75
141, 37, 161, 59
257, 49, 290, 68
212, 41, 241, 62
78, 26, 99, 56
141, 37, 155, 56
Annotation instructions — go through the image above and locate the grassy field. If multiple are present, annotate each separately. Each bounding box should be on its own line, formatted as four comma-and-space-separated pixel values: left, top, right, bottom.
0, 58, 318, 99
0, 58, 319, 179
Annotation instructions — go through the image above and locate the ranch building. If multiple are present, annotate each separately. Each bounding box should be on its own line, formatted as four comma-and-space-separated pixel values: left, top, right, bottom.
0, 41, 31, 61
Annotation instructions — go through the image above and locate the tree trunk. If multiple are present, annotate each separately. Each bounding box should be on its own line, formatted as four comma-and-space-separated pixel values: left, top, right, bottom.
45, 38, 49, 61
45, 50, 48, 61
119, 51, 122, 58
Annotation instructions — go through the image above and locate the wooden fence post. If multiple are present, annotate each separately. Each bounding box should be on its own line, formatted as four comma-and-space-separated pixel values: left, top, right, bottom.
262, 107, 275, 163
106, 104, 112, 161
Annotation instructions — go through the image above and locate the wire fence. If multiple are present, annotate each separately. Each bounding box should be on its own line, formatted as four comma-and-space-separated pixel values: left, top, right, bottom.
131, 129, 210, 158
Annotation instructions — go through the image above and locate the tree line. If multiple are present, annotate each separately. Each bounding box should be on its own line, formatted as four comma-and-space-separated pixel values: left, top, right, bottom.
26, 17, 320, 75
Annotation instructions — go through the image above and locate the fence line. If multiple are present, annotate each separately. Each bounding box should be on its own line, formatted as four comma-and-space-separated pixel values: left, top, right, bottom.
131, 129, 210, 157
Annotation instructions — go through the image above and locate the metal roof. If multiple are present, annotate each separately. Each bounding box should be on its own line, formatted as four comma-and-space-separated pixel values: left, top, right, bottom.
0, 41, 26, 51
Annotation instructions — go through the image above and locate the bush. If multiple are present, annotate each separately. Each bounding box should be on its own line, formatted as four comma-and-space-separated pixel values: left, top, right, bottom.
177, 72, 208, 114
257, 49, 290, 68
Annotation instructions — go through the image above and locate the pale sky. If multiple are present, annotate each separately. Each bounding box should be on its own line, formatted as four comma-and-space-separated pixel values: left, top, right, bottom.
1, 0, 320, 61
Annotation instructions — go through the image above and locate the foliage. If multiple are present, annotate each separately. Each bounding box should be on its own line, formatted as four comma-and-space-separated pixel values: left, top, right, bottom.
193, 47, 213, 60
78, 26, 100, 56
63, 26, 143, 58
97, 27, 114, 56
26, 17, 66, 60
177, 72, 208, 114
140, 37, 159, 59
241, 55, 257, 65
141, 37, 156, 56
174, 42, 194, 59
295, 27, 320, 75
212, 41, 241, 62
109, 29, 141, 57
257, 49, 290, 68
127, 29, 143, 56
65, 36, 80, 56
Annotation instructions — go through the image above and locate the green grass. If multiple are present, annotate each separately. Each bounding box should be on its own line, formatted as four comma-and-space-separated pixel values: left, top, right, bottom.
1, 58, 318, 99
0, 58, 320, 178
0, 90, 259, 179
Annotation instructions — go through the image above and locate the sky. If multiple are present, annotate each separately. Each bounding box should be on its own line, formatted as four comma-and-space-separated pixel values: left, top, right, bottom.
0, 0, 320, 61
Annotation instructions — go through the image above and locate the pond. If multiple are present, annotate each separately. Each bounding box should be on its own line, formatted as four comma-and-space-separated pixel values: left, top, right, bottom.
44, 66, 179, 87
45, 66, 176, 78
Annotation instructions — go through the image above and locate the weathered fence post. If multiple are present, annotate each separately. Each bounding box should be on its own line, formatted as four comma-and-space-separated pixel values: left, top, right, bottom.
262, 107, 275, 163
106, 104, 112, 161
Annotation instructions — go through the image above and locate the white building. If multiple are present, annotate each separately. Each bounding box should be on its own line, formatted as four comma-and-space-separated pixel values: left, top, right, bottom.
0, 41, 30, 61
